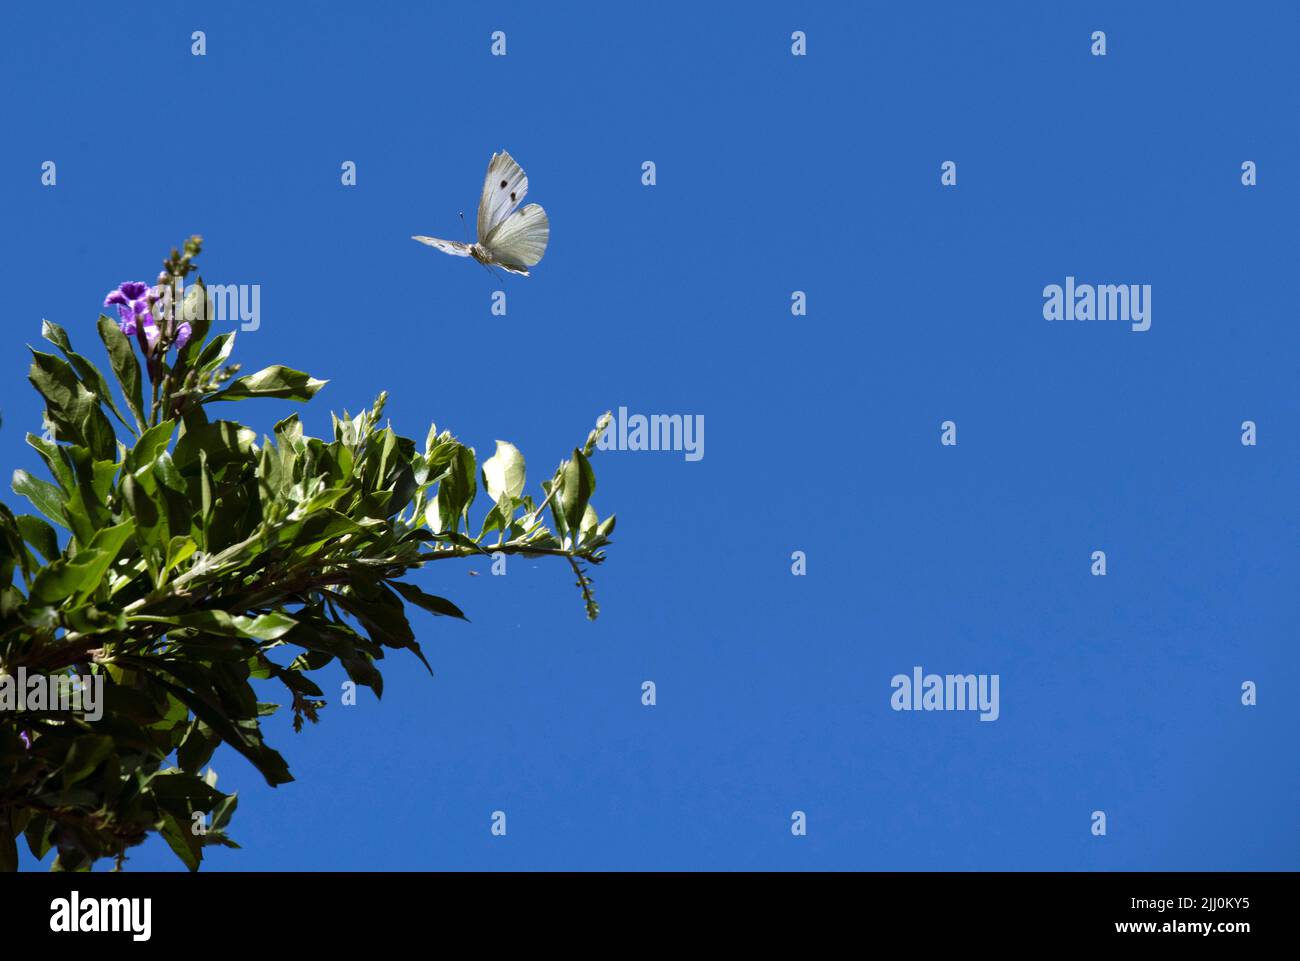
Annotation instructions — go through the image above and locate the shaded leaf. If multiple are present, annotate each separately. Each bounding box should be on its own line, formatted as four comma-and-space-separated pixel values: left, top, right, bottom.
97, 313, 146, 431
390, 580, 468, 620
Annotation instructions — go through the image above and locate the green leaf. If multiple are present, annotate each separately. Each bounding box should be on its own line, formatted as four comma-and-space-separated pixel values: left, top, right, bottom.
121, 473, 165, 579
28, 349, 80, 418
150, 770, 226, 809
273, 413, 304, 448
478, 492, 515, 540
12, 469, 67, 528
581, 503, 599, 538
71, 522, 133, 603
175, 283, 213, 371
24, 814, 52, 861
125, 418, 177, 474
39, 319, 72, 351
559, 448, 596, 537
130, 610, 298, 641
194, 331, 236, 376
209, 365, 327, 402
28, 349, 117, 460
173, 420, 257, 471
15, 514, 60, 561
325, 584, 433, 675
116, 657, 294, 787
61, 735, 114, 787
28, 522, 131, 605
97, 314, 146, 431
166, 536, 197, 573
481, 440, 525, 503
158, 810, 202, 871
435, 445, 476, 534
283, 620, 386, 696
63, 604, 127, 636
26, 432, 75, 493
390, 580, 469, 620
177, 718, 221, 773
44, 319, 133, 435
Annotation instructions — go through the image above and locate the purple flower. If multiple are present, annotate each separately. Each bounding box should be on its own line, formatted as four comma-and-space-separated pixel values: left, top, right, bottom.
176, 321, 192, 350
104, 281, 157, 338
19, 730, 31, 749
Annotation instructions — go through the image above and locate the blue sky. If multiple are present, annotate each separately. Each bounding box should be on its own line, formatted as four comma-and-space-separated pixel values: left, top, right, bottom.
3, 1, 1297, 869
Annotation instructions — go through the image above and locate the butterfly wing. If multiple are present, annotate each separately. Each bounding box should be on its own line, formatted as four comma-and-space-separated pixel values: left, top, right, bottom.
483, 204, 549, 274
477, 151, 528, 242
412, 236, 471, 257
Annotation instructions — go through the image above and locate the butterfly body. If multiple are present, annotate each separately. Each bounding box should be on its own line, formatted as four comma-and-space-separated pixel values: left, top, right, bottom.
413, 150, 549, 277
468, 242, 507, 270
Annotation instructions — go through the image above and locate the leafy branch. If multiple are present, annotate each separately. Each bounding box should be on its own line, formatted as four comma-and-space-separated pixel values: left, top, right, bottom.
0, 238, 617, 872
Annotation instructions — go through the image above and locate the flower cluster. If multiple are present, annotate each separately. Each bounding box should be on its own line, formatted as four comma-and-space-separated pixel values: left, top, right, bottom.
103, 281, 191, 352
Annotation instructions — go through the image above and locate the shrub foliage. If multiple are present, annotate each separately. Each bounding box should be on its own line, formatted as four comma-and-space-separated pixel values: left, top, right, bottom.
0, 239, 615, 870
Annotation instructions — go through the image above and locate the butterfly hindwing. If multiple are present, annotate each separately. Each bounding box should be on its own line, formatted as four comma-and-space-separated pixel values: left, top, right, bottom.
484, 203, 549, 271
477, 151, 528, 242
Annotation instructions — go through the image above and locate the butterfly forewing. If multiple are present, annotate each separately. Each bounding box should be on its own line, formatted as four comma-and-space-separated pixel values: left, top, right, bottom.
477, 151, 528, 242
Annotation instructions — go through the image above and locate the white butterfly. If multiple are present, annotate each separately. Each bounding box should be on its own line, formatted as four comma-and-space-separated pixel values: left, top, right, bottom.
413, 150, 550, 277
